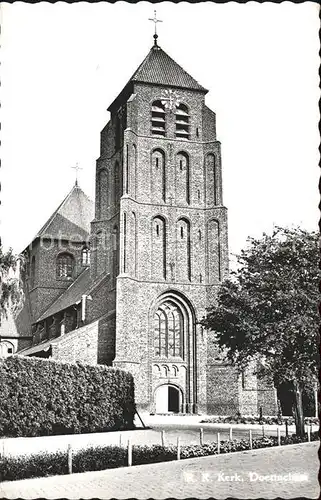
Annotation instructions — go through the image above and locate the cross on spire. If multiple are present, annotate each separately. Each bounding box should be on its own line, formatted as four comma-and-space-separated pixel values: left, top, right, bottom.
148, 10, 162, 46
71, 162, 83, 186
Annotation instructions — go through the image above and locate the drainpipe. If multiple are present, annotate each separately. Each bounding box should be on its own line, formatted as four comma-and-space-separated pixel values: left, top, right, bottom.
81, 295, 92, 323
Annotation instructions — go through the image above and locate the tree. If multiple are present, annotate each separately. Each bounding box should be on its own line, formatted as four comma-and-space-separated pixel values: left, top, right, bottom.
0, 247, 24, 325
202, 227, 319, 436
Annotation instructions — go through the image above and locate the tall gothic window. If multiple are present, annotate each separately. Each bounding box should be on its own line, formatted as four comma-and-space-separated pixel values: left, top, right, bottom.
154, 301, 183, 358
152, 216, 166, 280
56, 253, 74, 279
151, 100, 166, 136
205, 153, 217, 206
151, 148, 166, 202
176, 152, 190, 204
175, 104, 190, 139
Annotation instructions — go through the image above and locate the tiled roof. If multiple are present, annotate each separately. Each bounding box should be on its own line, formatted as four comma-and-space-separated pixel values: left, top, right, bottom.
36, 267, 91, 322
34, 184, 94, 242
131, 45, 207, 92
108, 44, 207, 110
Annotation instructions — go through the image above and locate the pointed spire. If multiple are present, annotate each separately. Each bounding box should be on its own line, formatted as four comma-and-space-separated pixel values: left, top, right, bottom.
148, 10, 162, 48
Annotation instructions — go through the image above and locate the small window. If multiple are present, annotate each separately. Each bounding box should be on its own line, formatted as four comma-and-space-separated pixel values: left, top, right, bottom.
7, 347, 13, 354
57, 253, 74, 279
151, 100, 166, 137
198, 230, 202, 241
175, 104, 190, 140
196, 127, 199, 138
180, 226, 184, 239
82, 247, 90, 266
156, 224, 160, 236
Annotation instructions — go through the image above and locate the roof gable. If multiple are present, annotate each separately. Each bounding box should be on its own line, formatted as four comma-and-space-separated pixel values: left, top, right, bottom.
35, 184, 94, 242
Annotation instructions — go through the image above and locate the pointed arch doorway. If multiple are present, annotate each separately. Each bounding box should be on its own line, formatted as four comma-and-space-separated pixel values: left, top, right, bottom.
155, 384, 182, 414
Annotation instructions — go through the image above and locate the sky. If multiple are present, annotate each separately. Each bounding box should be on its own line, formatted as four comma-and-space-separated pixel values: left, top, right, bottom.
1, 2, 319, 266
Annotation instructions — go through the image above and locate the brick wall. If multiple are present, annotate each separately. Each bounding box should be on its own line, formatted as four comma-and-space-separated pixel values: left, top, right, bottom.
51, 320, 99, 365
92, 76, 230, 413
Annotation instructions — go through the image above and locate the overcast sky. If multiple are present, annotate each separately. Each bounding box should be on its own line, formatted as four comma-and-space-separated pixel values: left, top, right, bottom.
1, 2, 319, 265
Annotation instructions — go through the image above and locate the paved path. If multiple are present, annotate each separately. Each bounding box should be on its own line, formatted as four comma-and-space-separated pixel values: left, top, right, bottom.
3, 415, 316, 458
0, 442, 319, 499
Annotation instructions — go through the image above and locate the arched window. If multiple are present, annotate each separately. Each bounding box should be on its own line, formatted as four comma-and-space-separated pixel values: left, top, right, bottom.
151, 100, 166, 136
175, 104, 190, 139
151, 149, 166, 202
152, 216, 166, 280
30, 256, 35, 288
205, 153, 218, 206
82, 247, 90, 266
56, 253, 74, 279
154, 301, 183, 358
176, 152, 190, 204
176, 218, 191, 281
207, 219, 221, 283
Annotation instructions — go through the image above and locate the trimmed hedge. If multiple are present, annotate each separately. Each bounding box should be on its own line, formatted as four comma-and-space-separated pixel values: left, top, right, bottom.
200, 415, 319, 425
0, 432, 318, 483
0, 356, 135, 438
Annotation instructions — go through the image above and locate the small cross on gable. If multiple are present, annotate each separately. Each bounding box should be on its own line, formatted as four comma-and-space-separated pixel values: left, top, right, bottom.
71, 162, 83, 186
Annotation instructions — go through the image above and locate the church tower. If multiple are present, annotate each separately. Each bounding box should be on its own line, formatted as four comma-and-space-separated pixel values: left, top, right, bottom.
91, 33, 229, 413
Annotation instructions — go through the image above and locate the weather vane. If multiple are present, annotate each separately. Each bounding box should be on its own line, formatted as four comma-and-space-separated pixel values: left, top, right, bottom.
148, 10, 162, 46
71, 162, 83, 186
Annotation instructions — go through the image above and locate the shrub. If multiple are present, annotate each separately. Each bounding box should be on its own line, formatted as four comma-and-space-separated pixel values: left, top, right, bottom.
200, 415, 319, 426
0, 356, 135, 438
0, 431, 319, 483
73, 445, 127, 472
0, 451, 67, 482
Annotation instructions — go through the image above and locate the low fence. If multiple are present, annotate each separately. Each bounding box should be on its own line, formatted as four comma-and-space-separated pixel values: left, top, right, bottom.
8, 422, 313, 475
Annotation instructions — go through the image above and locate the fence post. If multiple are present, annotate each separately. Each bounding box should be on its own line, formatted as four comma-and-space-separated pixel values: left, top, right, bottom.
119, 433, 122, 447
200, 428, 204, 446
285, 420, 288, 437
177, 437, 181, 460
262, 424, 265, 437
217, 432, 220, 454
67, 444, 73, 474
307, 424, 311, 442
277, 426, 281, 446
128, 439, 132, 467
161, 430, 166, 447
229, 426, 233, 441
249, 429, 252, 450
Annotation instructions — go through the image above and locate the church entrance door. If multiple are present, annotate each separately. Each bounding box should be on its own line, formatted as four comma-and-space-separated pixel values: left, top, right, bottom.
155, 384, 181, 414
168, 386, 180, 413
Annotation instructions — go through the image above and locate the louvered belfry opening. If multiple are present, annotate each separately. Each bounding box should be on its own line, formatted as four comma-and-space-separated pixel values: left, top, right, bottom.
175, 104, 190, 139
151, 100, 166, 136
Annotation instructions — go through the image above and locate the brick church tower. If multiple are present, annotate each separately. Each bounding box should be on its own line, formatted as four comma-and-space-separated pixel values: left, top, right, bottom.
90, 34, 231, 414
